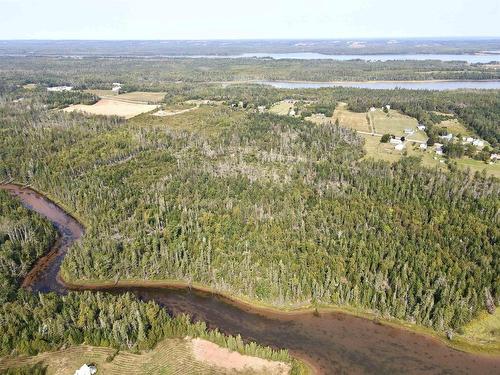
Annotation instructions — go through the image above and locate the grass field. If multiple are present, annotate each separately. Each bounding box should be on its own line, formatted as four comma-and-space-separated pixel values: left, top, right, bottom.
460, 310, 500, 350
115, 91, 166, 103
332, 103, 371, 132
84, 90, 166, 103
22, 83, 37, 90
63, 98, 159, 119
361, 134, 500, 177
371, 109, 427, 141
437, 118, 474, 137
0, 338, 288, 375
269, 101, 294, 116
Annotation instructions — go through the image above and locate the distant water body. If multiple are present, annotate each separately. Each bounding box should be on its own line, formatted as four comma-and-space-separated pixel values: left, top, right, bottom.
252, 80, 500, 90
178, 52, 499, 64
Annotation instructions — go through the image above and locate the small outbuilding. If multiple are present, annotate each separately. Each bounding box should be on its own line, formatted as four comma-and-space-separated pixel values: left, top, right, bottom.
74, 364, 97, 375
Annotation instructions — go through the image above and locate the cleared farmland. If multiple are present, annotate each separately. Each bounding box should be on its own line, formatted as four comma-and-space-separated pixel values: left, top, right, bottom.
63, 98, 159, 119
0, 338, 287, 375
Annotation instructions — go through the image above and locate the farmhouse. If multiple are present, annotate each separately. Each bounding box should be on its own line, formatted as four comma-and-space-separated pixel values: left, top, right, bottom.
289, 108, 296, 116
419, 143, 428, 150
472, 139, 484, 147
257, 105, 266, 113
369, 107, 376, 112
491, 153, 500, 160
439, 134, 453, 142
389, 138, 402, 145
417, 124, 426, 131
385, 105, 391, 110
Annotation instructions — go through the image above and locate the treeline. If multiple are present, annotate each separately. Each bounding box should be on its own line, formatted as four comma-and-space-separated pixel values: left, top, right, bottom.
0, 190, 56, 303
0, 56, 498, 90
0, 290, 296, 370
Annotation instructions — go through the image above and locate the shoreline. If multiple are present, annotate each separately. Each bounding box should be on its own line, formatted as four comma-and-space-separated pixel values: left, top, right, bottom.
60, 276, 500, 357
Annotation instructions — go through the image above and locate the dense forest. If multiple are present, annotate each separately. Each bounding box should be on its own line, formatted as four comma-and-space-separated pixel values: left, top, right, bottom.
0, 191, 299, 372
2, 39, 500, 56
0, 57, 499, 89
1, 84, 498, 336
0, 191, 56, 303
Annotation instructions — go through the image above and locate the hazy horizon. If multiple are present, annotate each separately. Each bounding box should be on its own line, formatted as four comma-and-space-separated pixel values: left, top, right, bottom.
0, 0, 499, 40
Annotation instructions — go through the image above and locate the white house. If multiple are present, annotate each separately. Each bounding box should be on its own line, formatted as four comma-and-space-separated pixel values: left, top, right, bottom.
390, 138, 402, 145
435, 143, 444, 155
473, 139, 484, 147
395, 143, 405, 151
439, 134, 453, 142
491, 153, 500, 160
463, 137, 474, 143
419, 143, 428, 150
257, 105, 266, 113
289, 108, 296, 116
369, 107, 376, 112
385, 105, 391, 110
47, 86, 73, 92
74, 364, 97, 375
417, 124, 426, 131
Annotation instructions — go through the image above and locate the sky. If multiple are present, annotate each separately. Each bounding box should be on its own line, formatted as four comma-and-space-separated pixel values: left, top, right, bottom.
0, 0, 498, 40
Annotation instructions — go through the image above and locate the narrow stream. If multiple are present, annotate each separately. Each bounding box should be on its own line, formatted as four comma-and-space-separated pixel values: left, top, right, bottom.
1, 184, 499, 374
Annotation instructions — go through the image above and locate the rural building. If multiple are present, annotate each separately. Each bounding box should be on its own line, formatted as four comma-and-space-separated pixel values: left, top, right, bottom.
289, 108, 296, 116
472, 139, 484, 147
47, 86, 73, 92
74, 364, 97, 375
395, 143, 405, 151
490, 153, 499, 160
112, 86, 121, 93
439, 134, 453, 142
463, 137, 474, 143
257, 105, 266, 113
369, 107, 376, 112
404, 128, 415, 135
417, 124, 426, 131
389, 138, 402, 145
419, 143, 428, 150
385, 105, 391, 110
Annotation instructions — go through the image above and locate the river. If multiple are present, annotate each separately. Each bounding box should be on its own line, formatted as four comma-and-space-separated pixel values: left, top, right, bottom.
1, 184, 499, 374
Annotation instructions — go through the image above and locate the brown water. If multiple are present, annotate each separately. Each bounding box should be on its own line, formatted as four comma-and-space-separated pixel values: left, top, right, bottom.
1, 184, 499, 374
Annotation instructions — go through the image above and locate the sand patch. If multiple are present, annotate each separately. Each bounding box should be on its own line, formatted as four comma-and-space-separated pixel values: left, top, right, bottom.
63, 99, 158, 119
191, 338, 290, 374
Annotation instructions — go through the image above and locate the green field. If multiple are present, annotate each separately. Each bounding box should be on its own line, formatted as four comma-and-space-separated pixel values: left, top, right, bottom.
269, 101, 295, 116
332, 103, 371, 132
371, 109, 427, 141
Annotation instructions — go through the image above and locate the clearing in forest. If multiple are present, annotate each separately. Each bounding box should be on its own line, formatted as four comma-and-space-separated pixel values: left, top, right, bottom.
63, 98, 159, 119
332, 102, 372, 132
0, 338, 289, 375
370, 109, 427, 142
85, 90, 166, 104
270, 100, 296, 116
